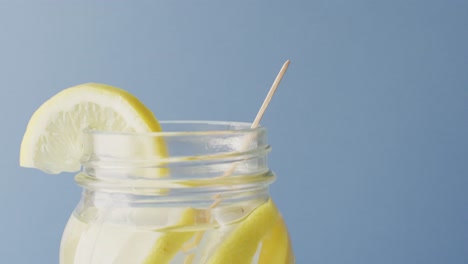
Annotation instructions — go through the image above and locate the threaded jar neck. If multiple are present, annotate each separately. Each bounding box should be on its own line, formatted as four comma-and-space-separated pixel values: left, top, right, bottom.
76, 121, 274, 200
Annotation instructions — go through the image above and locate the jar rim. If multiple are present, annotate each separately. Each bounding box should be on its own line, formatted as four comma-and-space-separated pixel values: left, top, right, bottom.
78, 120, 273, 195
83, 120, 266, 137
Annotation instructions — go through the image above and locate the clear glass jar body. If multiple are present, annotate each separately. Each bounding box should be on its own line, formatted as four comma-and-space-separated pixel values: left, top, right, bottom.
60, 121, 294, 264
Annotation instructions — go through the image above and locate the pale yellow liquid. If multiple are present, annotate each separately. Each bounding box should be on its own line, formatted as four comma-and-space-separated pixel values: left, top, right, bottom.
60, 199, 292, 264
61, 214, 239, 264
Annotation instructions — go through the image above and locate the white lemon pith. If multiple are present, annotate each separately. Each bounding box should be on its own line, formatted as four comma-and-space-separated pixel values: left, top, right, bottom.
20, 83, 163, 174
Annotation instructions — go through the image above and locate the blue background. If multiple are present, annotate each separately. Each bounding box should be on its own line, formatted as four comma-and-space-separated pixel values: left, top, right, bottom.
1, 1, 467, 263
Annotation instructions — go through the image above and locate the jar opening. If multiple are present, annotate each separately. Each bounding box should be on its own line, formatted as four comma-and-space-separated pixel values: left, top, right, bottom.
83, 120, 265, 137
77, 121, 274, 195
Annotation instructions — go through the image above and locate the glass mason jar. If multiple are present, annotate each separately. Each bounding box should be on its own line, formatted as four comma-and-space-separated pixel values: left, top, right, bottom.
60, 121, 294, 264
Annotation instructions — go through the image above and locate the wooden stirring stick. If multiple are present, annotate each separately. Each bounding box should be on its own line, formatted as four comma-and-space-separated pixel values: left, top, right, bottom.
218, 59, 290, 178
183, 60, 291, 262
251, 59, 290, 128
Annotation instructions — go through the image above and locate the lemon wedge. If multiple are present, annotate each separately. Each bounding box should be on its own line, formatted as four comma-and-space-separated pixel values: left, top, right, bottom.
258, 216, 294, 264
206, 199, 280, 264
141, 208, 197, 264
20, 83, 164, 174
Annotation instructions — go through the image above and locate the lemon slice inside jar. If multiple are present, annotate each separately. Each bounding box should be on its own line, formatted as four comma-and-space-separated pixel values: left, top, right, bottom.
205, 199, 280, 264
258, 215, 294, 264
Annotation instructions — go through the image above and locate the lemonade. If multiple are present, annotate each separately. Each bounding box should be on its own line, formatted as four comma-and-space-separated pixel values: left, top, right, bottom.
60, 196, 289, 263
20, 83, 294, 264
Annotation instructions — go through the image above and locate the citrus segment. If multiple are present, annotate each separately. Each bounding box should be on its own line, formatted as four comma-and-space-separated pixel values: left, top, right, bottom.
141, 208, 197, 264
258, 215, 293, 264
206, 199, 280, 264
20, 83, 164, 174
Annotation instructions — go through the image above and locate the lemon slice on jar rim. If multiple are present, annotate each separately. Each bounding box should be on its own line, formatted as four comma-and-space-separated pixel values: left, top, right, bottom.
19, 83, 167, 174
